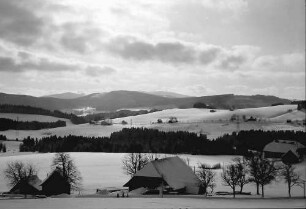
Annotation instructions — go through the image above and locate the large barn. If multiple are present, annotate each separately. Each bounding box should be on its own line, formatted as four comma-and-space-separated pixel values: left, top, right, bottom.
263, 140, 305, 162
123, 156, 201, 194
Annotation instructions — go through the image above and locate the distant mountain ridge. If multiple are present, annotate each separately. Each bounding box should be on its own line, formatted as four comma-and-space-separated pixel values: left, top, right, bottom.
146, 91, 190, 98
42, 92, 85, 99
0, 91, 292, 112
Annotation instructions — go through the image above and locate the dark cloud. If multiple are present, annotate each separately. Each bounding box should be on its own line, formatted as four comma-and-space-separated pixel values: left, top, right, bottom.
61, 36, 88, 54
106, 37, 196, 64
86, 66, 116, 77
17, 51, 32, 60
0, 55, 78, 73
60, 22, 104, 54
199, 48, 221, 65
218, 54, 247, 70
0, 0, 46, 46
155, 42, 195, 63
105, 36, 249, 69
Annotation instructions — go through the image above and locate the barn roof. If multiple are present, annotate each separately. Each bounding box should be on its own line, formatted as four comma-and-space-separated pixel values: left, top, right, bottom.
40, 169, 64, 186
10, 175, 42, 193
124, 156, 200, 193
29, 175, 43, 191
263, 140, 305, 154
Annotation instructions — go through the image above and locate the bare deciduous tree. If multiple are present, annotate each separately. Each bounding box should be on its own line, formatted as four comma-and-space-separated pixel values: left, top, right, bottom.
197, 163, 216, 195
256, 158, 278, 198
280, 163, 300, 198
52, 152, 82, 192
4, 161, 37, 187
246, 153, 262, 195
221, 164, 240, 198
122, 153, 150, 176
233, 157, 249, 193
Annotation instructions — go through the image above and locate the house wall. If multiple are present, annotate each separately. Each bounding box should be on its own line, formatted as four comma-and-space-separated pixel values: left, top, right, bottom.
264, 151, 284, 158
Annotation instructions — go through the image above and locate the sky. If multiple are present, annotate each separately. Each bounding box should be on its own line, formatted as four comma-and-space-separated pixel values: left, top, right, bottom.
0, 0, 305, 99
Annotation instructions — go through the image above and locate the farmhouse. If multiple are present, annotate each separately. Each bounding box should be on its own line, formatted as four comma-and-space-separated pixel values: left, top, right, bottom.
9, 175, 42, 195
123, 156, 200, 194
41, 169, 70, 196
263, 140, 305, 162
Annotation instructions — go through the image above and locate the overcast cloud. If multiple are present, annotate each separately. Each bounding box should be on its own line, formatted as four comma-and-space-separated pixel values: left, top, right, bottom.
0, 0, 304, 99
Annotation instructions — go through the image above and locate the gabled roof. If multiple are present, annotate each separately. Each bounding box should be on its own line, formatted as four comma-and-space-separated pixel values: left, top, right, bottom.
263, 140, 305, 154
29, 175, 42, 191
282, 150, 300, 164
10, 175, 42, 192
40, 169, 65, 186
125, 156, 200, 191
134, 161, 162, 178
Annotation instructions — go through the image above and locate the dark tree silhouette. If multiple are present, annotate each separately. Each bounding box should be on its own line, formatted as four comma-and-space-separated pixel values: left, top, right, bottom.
246, 153, 262, 195
256, 158, 278, 198
221, 163, 240, 198
122, 153, 150, 176
4, 161, 38, 187
52, 153, 82, 192
280, 163, 300, 198
197, 163, 216, 195
233, 157, 249, 193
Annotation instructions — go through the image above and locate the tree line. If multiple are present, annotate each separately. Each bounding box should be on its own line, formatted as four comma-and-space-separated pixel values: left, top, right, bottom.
0, 134, 7, 141
0, 104, 73, 119
0, 118, 66, 131
19, 128, 306, 155
19, 128, 231, 154
217, 130, 306, 155
0, 104, 159, 125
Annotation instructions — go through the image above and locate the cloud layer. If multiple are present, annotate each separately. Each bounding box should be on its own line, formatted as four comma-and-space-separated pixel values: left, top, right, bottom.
0, 0, 304, 99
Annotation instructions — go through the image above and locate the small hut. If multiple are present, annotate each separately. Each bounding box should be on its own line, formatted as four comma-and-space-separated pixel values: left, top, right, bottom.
9, 175, 42, 195
41, 169, 70, 196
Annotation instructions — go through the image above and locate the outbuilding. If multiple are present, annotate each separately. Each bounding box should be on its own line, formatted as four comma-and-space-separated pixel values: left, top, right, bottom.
41, 169, 70, 196
263, 140, 305, 161
9, 175, 42, 195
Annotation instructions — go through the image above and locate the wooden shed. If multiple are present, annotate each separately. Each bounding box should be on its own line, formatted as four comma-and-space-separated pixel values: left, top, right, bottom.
41, 169, 70, 196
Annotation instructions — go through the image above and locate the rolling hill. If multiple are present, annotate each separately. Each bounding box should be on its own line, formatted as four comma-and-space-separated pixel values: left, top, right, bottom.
146, 91, 190, 98
0, 91, 292, 112
42, 92, 85, 99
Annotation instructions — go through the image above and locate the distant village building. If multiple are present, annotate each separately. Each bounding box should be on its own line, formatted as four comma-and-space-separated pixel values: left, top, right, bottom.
9, 175, 42, 195
101, 118, 113, 125
123, 156, 201, 194
168, 117, 178, 123
41, 169, 70, 196
263, 140, 305, 163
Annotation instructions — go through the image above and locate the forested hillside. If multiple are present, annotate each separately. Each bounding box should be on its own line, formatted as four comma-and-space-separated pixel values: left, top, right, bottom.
20, 128, 306, 155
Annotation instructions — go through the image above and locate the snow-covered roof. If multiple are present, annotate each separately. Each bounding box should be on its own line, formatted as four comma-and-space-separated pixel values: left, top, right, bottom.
29, 175, 42, 190
263, 140, 305, 154
129, 156, 200, 193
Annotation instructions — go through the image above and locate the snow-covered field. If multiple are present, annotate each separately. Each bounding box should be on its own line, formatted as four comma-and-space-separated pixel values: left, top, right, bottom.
112, 105, 301, 125
0, 153, 305, 198
1, 105, 304, 140
0, 197, 305, 209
